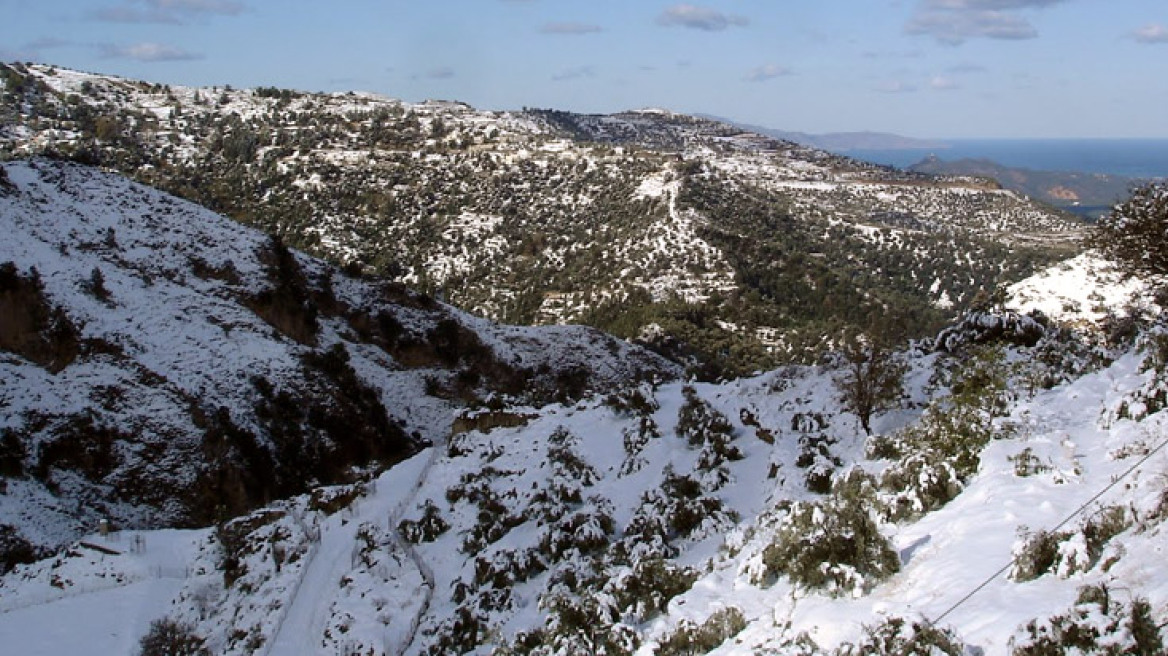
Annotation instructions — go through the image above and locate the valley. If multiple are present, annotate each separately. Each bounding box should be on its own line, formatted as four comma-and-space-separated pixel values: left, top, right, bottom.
1, 63, 1165, 656
1, 62, 1083, 374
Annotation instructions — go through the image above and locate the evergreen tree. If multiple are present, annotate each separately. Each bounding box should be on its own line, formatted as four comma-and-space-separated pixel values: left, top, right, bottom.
1089, 182, 1168, 285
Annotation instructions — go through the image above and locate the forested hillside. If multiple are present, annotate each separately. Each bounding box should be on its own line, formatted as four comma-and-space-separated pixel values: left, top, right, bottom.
1, 62, 1084, 374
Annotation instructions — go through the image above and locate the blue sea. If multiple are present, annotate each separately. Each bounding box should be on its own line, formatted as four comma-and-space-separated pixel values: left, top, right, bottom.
840, 139, 1168, 179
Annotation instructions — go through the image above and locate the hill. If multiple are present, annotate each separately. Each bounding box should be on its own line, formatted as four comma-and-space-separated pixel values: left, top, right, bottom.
1, 167, 1164, 652
0, 158, 675, 565
1, 62, 1085, 374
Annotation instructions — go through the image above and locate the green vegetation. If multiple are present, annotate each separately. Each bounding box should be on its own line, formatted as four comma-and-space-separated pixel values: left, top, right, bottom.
0, 62, 1080, 374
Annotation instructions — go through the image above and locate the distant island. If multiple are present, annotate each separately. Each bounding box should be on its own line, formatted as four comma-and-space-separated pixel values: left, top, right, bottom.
906, 154, 1137, 220
711, 115, 1147, 219
701, 115, 948, 151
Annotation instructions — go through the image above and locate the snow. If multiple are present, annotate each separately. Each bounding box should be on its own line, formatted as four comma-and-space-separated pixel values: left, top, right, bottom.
4, 290, 1168, 653
1007, 252, 1153, 325
0, 528, 208, 655
267, 450, 436, 656
0, 69, 1162, 654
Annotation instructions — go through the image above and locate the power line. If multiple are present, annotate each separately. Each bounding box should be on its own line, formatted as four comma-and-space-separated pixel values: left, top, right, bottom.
926, 428, 1168, 627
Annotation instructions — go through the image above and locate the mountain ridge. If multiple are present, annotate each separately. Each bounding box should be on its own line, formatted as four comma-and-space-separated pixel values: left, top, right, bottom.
1, 61, 1085, 374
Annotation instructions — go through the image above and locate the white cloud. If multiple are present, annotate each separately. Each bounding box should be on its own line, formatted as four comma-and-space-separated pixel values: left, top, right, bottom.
905, 0, 1066, 44
147, 0, 243, 14
425, 66, 455, 79
657, 4, 748, 32
90, 0, 243, 24
746, 64, 791, 82
929, 75, 960, 90
1132, 23, 1168, 44
924, 0, 1065, 9
906, 9, 1037, 44
540, 22, 603, 35
99, 42, 203, 61
947, 62, 988, 73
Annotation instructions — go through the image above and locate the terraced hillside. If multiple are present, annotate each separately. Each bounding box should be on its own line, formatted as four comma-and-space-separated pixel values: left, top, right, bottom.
1, 62, 1084, 373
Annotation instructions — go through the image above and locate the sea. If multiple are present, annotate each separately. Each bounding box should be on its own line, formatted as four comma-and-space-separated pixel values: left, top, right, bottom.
838, 139, 1168, 180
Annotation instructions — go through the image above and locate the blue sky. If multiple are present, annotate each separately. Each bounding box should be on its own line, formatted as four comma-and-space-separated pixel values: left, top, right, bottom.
3, 0, 1167, 138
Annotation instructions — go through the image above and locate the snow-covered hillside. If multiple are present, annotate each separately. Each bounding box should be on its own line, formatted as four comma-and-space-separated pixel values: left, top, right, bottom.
0, 158, 675, 561
1, 62, 1085, 372
2, 184, 1165, 653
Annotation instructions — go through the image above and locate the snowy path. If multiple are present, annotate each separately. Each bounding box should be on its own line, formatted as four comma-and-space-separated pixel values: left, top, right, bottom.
385, 445, 442, 656
266, 449, 436, 656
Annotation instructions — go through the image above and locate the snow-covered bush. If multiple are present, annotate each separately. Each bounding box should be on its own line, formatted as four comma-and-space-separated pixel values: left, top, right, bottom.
1113, 324, 1168, 421
932, 310, 1045, 353
754, 494, 898, 596
1087, 182, 1168, 284
626, 466, 738, 545
608, 557, 697, 623
797, 433, 841, 494
137, 617, 210, 656
873, 346, 1015, 521
398, 499, 449, 544
1015, 325, 1109, 396
654, 606, 747, 656
536, 593, 641, 656
605, 384, 660, 418
1010, 506, 1129, 581
833, 615, 964, 656
547, 426, 599, 486
676, 386, 735, 449
537, 500, 615, 560
1009, 447, 1051, 478
620, 415, 661, 477
879, 454, 963, 521
425, 605, 490, 655
1010, 584, 1164, 655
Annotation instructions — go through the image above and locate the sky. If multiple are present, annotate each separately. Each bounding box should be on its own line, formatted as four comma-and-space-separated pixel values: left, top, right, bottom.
2, 0, 1167, 139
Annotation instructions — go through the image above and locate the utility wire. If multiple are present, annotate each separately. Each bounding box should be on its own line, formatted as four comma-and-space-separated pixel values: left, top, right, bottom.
926, 429, 1168, 627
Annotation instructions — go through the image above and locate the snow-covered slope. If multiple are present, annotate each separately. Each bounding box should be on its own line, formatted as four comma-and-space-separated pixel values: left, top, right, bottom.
0, 158, 676, 561
3, 238, 1166, 653
1007, 252, 1157, 327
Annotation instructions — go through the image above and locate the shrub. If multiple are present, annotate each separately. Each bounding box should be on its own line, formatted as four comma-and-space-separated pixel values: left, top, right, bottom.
0, 524, 42, 574
873, 347, 1014, 521
676, 386, 735, 448
655, 607, 747, 656
136, 618, 210, 656
834, 615, 964, 656
756, 495, 898, 596
1009, 447, 1050, 477
1010, 506, 1130, 581
398, 499, 449, 543
879, 454, 963, 521
1010, 584, 1164, 655
620, 416, 661, 477
609, 557, 698, 623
